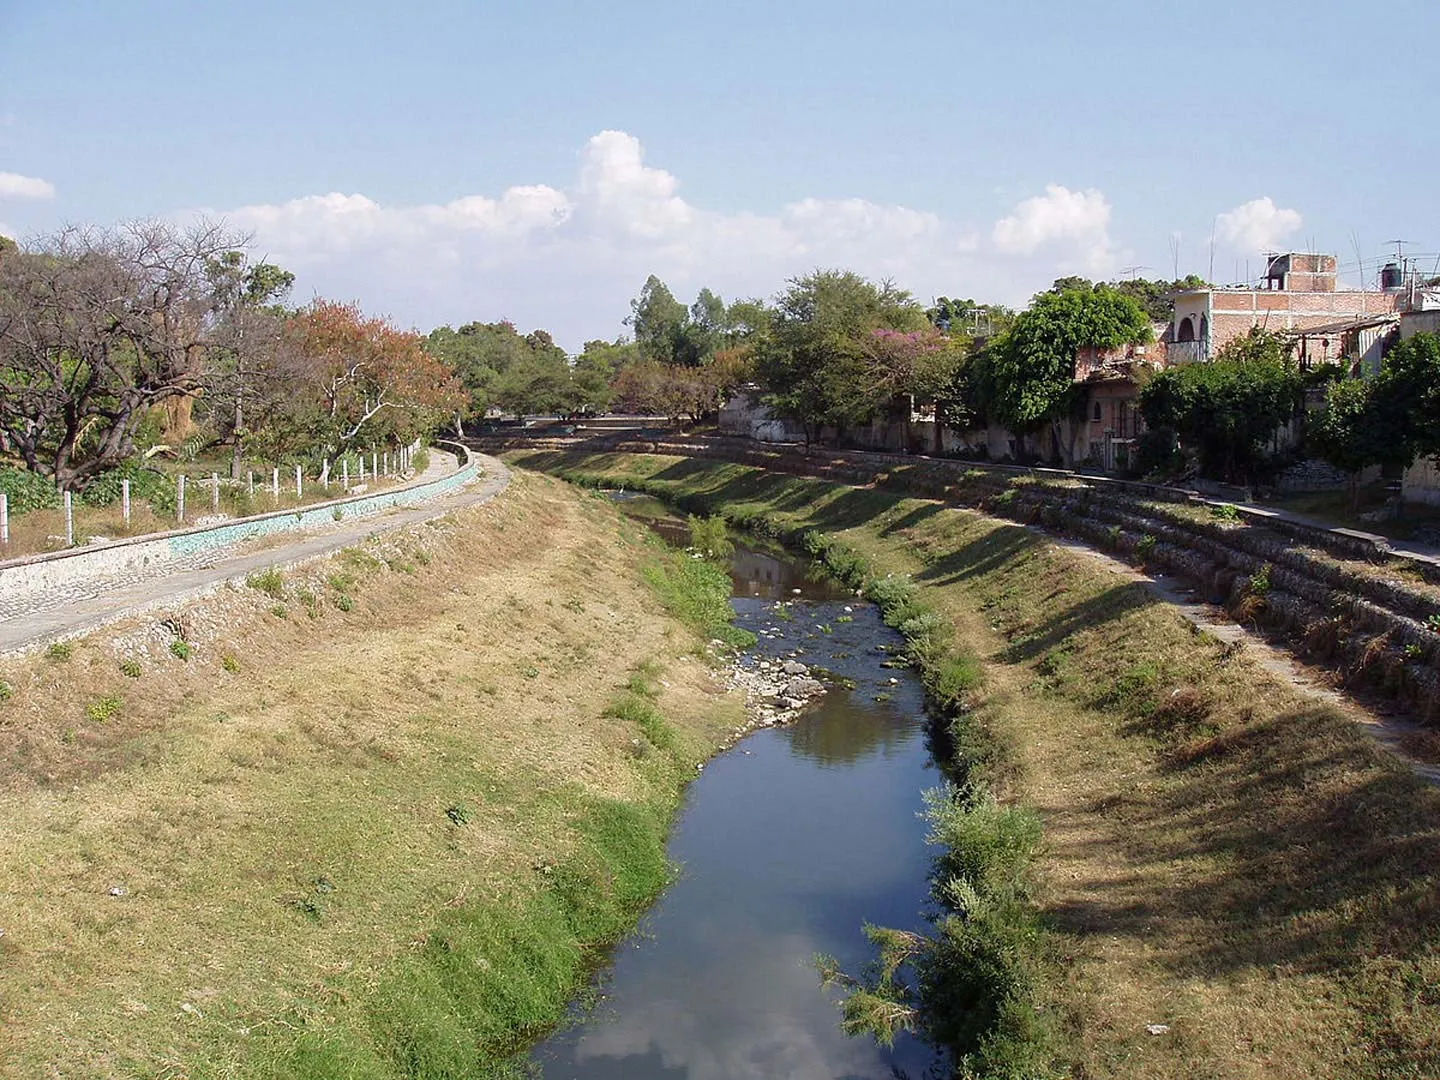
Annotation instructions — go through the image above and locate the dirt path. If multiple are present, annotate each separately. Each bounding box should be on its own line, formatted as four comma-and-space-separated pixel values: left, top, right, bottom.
1038, 524, 1440, 785
0, 452, 511, 657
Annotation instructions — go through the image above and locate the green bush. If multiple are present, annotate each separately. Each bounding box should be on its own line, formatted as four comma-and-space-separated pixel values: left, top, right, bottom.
45, 641, 73, 662
0, 680, 12, 703
221, 654, 241, 673
85, 694, 124, 723
0, 467, 60, 513
686, 514, 734, 561
246, 568, 286, 598
169, 640, 192, 662
118, 659, 142, 679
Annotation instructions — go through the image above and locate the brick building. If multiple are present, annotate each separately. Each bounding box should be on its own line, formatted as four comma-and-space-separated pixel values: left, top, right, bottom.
1167, 253, 1401, 364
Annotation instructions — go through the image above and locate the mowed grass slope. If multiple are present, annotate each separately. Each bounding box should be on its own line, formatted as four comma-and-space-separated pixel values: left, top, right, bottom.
510, 450, 1440, 1080
0, 472, 742, 1078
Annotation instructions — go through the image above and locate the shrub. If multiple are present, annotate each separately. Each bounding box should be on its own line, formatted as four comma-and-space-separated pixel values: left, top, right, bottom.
118, 659, 142, 678
45, 641, 73, 662
221, 654, 241, 673
1209, 503, 1241, 523
0, 680, 12, 703
169, 640, 192, 662
0, 467, 60, 513
246, 568, 285, 598
686, 514, 734, 561
334, 594, 354, 612
1136, 534, 1157, 559
85, 694, 123, 723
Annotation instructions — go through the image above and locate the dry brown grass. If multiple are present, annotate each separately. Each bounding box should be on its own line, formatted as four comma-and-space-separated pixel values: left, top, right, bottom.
0, 471, 742, 1077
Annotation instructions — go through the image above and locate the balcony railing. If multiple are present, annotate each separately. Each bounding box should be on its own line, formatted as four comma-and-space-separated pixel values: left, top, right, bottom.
1168, 340, 1208, 364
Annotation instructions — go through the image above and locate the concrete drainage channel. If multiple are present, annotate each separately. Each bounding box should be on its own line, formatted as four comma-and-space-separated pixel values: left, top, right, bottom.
0, 443, 503, 655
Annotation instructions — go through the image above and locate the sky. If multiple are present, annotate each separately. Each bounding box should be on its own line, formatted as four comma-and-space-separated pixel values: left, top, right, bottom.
1, 0, 1435, 351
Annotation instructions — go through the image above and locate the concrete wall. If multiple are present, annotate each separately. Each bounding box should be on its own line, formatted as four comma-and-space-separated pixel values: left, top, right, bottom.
0, 445, 477, 601
1404, 457, 1440, 507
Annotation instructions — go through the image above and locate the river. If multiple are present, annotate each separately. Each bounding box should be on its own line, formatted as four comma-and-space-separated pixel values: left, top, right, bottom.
531, 499, 946, 1079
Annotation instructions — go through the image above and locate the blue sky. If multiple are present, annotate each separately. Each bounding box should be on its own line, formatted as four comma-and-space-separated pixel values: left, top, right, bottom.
1, 0, 1434, 349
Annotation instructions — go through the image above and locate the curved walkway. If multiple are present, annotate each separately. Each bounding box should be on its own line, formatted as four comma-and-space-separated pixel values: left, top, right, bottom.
0, 452, 511, 656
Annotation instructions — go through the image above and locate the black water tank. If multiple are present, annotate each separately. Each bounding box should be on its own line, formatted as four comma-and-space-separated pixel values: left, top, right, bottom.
1381, 262, 1403, 290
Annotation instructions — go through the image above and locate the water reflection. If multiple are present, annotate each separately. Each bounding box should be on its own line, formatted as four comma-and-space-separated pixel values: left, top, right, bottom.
530, 499, 945, 1079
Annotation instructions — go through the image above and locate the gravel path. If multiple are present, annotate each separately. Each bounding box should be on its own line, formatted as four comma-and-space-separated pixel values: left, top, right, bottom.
0, 452, 510, 656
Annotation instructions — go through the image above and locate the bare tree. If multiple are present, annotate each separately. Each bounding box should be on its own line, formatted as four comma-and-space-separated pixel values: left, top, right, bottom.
0, 220, 244, 489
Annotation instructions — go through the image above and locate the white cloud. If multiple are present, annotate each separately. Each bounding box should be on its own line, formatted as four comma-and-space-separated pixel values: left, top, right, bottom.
1215, 196, 1302, 252
992, 184, 1114, 272
200, 132, 1103, 346
0, 171, 55, 200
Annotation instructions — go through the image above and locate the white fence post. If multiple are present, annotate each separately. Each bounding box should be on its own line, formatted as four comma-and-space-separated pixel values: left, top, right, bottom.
295, 464, 303, 498
321, 460, 330, 489
248, 470, 254, 497
371, 451, 378, 480
1, 492, 9, 545
121, 479, 130, 524
359, 457, 366, 481
383, 451, 390, 476
64, 490, 73, 546
342, 460, 349, 488
211, 472, 219, 512
177, 475, 186, 524
272, 468, 279, 500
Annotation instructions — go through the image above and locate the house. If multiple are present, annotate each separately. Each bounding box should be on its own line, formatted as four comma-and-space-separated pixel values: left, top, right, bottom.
1167, 253, 1401, 364
1072, 337, 1167, 470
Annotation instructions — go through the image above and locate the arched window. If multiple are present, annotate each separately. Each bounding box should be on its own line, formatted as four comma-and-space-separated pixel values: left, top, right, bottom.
1199, 314, 1209, 342
1177, 316, 1196, 342
1092, 401, 1102, 422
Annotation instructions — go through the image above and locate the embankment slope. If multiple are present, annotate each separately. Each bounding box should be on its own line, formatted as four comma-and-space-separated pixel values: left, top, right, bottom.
0, 471, 743, 1078
510, 449, 1440, 1080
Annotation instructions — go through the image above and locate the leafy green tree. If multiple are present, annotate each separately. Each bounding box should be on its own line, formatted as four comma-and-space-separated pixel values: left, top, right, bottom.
1140, 328, 1302, 482
628, 275, 689, 364
1382, 332, 1440, 460
981, 285, 1150, 431
753, 270, 928, 445
1307, 377, 1409, 506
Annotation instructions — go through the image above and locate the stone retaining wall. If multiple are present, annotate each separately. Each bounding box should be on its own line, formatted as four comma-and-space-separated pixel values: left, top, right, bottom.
0, 443, 476, 602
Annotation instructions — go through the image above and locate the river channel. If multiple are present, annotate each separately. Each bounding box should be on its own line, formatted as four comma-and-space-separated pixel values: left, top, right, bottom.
531, 498, 946, 1079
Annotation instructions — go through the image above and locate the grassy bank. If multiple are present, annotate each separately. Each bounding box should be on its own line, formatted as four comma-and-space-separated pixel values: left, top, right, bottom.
507, 449, 1440, 1080
0, 471, 743, 1077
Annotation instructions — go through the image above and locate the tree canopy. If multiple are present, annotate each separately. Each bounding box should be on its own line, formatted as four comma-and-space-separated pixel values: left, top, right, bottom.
1140, 328, 1302, 482
979, 285, 1151, 430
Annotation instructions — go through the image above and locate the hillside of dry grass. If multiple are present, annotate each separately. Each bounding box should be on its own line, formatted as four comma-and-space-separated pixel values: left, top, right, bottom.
0, 471, 743, 1078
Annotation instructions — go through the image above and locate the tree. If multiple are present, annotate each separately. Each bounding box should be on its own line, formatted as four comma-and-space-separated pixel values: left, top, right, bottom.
1307, 377, 1409, 507
0, 220, 244, 490
1381, 332, 1440, 461
288, 301, 466, 450
1140, 329, 1302, 482
753, 270, 927, 445
628, 275, 688, 364
201, 250, 296, 477
981, 285, 1150, 431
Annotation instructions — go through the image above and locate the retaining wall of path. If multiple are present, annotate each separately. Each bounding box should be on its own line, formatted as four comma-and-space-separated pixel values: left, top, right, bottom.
0, 443, 477, 602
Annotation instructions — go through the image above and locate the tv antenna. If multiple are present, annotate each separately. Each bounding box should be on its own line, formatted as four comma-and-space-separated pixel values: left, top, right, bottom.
1120, 265, 1151, 281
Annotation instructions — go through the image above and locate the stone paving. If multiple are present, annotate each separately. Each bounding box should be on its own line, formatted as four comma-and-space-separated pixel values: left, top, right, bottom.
0, 452, 510, 656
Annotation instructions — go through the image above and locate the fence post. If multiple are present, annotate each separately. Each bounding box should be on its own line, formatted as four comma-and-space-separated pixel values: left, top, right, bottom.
272, 468, 279, 500
371, 451, 378, 480
359, 457, 366, 481
64, 490, 74, 546
1, 492, 8, 546
248, 470, 254, 497
383, 451, 390, 476
121, 479, 131, 524
211, 472, 219, 512
177, 475, 186, 524
321, 459, 330, 489
342, 460, 349, 488
295, 464, 303, 498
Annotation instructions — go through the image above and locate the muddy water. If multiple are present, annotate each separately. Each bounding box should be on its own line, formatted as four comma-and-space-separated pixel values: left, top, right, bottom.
531, 500, 945, 1079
